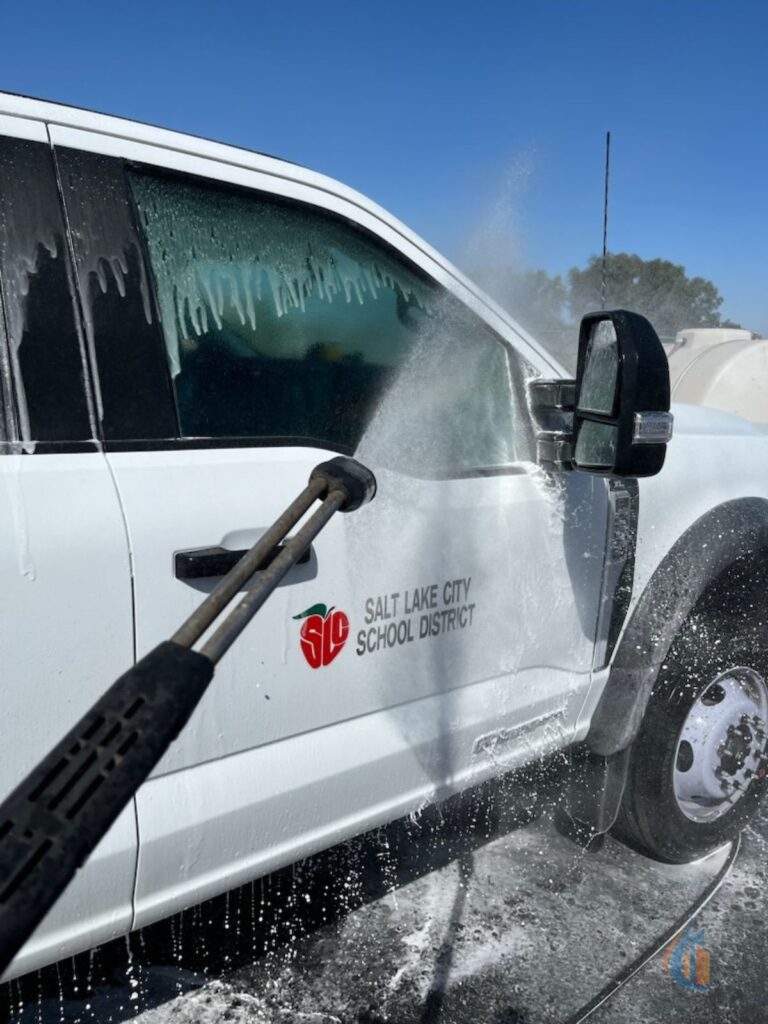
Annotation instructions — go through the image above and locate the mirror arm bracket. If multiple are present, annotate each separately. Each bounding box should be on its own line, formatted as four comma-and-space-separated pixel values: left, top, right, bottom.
536, 431, 574, 472
529, 379, 577, 415
529, 379, 577, 472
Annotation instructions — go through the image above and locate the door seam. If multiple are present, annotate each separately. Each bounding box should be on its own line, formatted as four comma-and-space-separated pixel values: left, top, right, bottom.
102, 449, 142, 930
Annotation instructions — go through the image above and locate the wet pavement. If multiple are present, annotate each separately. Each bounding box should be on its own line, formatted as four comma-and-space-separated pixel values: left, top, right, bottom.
2, 766, 766, 1024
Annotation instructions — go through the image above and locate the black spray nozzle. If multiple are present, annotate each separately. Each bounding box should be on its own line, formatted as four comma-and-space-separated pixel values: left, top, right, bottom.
310, 456, 377, 512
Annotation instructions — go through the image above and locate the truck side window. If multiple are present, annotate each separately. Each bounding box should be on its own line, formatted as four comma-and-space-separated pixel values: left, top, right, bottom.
55, 148, 178, 442
129, 170, 531, 474
0, 137, 92, 443
0, 292, 10, 441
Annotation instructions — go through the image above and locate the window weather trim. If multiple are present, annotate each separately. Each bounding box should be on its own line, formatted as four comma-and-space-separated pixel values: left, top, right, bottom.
0, 287, 16, 443
100, 434, 529, 479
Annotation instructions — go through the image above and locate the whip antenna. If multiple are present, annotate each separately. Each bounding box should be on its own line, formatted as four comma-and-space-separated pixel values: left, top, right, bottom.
601, 130, 611, 309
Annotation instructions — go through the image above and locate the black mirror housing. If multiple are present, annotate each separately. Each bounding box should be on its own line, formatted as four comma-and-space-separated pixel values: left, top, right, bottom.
573, 309, 672, 478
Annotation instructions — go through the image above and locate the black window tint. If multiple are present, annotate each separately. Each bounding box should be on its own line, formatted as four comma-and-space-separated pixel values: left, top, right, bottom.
129, 170, 530, 474
0, 137, 91, 442
55, 148, 177, 442
0, 291, 10, 441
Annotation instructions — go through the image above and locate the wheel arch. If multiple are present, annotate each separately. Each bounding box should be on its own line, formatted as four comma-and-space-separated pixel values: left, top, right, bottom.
587, 496, 768, 756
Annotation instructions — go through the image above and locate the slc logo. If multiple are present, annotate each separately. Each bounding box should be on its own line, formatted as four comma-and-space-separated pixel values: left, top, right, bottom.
662, 922, 712, 991
293, 603, 350, 669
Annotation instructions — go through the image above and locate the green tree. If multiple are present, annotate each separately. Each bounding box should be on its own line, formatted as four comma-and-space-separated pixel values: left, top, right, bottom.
469, 253, 731, 372
567, 253, 724, 342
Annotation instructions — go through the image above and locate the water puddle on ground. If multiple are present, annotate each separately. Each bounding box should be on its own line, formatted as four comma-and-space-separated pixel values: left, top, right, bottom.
0, 769, 740, 1024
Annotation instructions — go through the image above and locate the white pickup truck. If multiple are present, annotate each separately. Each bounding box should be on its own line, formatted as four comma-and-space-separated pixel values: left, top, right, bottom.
1, 92, 767, 982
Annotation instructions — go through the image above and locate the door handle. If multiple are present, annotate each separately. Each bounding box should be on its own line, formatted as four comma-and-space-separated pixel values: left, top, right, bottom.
175, 542, 312, 580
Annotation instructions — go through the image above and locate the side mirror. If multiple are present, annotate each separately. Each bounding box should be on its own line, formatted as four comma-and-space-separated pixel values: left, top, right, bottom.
573, 309, 672, 477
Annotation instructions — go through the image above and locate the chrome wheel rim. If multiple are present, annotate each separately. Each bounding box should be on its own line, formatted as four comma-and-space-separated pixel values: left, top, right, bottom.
673, 666, 768, 823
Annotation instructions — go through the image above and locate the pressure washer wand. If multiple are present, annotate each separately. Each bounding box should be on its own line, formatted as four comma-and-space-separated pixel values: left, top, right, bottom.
0, 456, 376, 979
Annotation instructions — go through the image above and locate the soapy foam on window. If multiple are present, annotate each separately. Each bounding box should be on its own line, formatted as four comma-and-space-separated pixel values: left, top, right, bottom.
0, 183, 61, 441
129, 173, 431, 377
59, 157, 159, 427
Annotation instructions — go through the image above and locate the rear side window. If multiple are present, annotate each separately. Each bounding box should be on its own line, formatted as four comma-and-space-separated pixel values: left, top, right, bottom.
0, 137, 92, 442
129, 170, 530, 474
0, 294, 10, 442
55, 148, 177, 442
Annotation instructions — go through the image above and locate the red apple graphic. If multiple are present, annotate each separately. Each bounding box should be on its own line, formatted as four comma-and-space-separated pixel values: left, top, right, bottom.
293, 603, 350, 669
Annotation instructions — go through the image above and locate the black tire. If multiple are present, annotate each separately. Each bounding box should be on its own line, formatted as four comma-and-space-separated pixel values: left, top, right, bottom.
614, 588, 768, 864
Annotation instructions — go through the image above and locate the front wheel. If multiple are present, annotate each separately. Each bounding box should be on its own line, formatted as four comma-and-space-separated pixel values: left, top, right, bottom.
615, 611, 768, 863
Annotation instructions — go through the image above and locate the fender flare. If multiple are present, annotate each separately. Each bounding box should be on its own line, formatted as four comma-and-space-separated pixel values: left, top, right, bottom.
586, 497, 768, 757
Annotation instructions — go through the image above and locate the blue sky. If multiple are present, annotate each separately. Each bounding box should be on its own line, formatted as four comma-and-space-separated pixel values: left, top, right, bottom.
2, 0, 767, 332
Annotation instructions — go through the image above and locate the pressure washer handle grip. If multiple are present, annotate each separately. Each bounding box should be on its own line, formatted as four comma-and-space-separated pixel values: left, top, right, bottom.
0, 642, 214, 980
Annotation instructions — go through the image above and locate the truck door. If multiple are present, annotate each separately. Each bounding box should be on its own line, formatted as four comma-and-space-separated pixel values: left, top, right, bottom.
0, 120, 137, 978
52, 130, 608, 927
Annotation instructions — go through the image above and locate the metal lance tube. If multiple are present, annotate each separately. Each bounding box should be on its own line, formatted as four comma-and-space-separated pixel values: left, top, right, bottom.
172, 475, 326, 649
202, 489, 346, 664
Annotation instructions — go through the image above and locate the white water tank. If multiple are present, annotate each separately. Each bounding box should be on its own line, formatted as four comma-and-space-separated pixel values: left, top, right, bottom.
664, 328, 768, 424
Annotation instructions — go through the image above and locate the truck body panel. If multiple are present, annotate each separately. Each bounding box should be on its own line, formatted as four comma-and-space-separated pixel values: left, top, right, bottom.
0, 92, 765, 979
